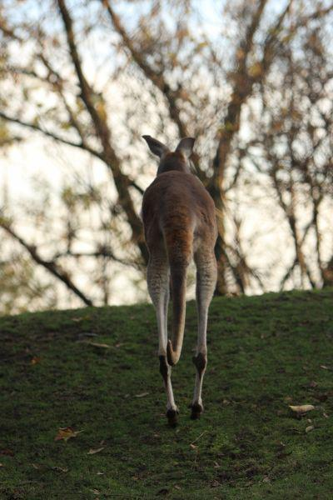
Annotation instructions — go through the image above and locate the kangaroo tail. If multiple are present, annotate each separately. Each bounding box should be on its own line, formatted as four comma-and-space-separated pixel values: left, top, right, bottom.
164, 226, 192, 366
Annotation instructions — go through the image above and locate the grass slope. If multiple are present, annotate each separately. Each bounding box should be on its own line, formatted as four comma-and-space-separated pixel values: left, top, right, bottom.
0, 289, 333, 499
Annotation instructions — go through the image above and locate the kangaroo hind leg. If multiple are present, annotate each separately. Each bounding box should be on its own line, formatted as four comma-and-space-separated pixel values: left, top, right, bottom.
191, 249, 217, 419
147, 251, 178, 426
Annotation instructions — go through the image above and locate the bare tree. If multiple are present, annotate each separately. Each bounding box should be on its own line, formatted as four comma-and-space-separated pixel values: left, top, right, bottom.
0, 0, 332, 312
245, 16, 333, 289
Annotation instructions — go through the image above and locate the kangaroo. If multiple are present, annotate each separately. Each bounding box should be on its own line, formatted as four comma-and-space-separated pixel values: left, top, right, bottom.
142, 136, 217, 426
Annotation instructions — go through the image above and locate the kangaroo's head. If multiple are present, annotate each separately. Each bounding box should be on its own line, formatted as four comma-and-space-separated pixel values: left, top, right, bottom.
142, 136, 195, 176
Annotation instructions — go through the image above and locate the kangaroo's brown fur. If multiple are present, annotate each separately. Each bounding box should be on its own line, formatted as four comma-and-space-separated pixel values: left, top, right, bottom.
142, 136, 217, 425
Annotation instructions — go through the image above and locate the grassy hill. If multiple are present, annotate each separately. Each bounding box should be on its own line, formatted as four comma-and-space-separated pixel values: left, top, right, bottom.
1, 289, 333, 499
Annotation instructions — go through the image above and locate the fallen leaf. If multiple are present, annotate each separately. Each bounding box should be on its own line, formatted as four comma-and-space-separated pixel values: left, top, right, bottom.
55, 427, 82, 442
72, 315, 90, 323
90, 489, 100, 495
32, 463, 44, 470
190, 444, 197, 450
323, 412, 329, 419
96, 471, 104, 476
190, 431, 207, 445
0, 463, 4, 467
305, 425, 314, 433
78, 341, 111, 349
88, 447, 105, 455
135, 392, 149, 398
289, 405, 315, 415
52, 466, 69, 473
31, 357, 41, 365
320, 365, 332, 371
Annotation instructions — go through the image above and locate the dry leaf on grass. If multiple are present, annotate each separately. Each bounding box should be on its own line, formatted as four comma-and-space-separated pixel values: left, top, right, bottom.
289, 404, 315, 415
78, 341, 111, 349
32, 463, 44, 470
190, 431, 207, 446
88, 447, 105, 455
135, 392, 149, 398
52, 466, 69, 473
55, 427, 82, 442
72, 315, 91, 323
305, 425, 314, 433
211, 480, 221, 488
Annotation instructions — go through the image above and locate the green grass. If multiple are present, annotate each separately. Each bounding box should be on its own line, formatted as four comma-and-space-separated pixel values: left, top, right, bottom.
1, 289, 333, 499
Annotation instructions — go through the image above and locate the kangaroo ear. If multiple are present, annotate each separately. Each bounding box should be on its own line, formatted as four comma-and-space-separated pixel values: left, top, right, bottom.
176, 137, 195, 159
142, 135, 169, 158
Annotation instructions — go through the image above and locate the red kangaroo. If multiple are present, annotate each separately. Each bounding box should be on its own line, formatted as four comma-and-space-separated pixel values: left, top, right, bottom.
142, 136, 217, 426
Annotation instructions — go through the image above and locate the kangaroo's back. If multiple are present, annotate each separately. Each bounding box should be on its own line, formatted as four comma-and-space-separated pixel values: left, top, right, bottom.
142, 170, 217, 255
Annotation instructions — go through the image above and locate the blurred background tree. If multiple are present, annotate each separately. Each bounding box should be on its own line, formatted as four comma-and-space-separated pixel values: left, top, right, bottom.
0, 0, 332, 314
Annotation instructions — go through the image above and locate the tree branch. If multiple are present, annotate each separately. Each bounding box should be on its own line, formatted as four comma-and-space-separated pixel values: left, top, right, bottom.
101, 0, 189, 138
57, 0, 148, 262
0, 110, 102, 158
210, 0, 269, 192
209, 0, 269, 294
52, 249, 141, 271
37, 53, 93, 150
0, 18, 23, 42
101, 0, 205, 180
0, 221, 94, 306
